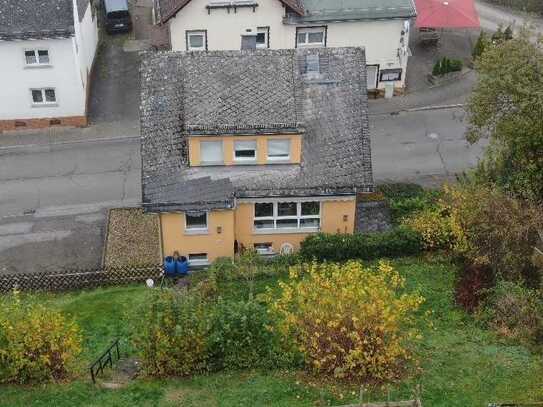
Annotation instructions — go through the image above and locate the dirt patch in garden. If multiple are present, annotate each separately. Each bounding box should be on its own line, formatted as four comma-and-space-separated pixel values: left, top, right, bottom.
103, 208, 160, 267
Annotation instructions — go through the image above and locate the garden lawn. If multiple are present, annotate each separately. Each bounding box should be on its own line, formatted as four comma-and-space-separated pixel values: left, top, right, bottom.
1, 256, 542, 407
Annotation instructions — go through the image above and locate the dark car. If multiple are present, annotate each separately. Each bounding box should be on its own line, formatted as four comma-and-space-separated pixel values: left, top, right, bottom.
104, 0, 132, 34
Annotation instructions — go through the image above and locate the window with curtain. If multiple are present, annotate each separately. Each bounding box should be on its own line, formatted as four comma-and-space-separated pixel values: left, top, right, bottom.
234, 140, 257, 161
267, 139, 290, 161
200, 141, 223, 165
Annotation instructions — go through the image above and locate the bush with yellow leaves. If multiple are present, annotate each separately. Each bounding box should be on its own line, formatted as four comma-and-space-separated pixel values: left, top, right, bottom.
0, 291, 82, 384
269, 261, 424, 384
403, 206, 455, 251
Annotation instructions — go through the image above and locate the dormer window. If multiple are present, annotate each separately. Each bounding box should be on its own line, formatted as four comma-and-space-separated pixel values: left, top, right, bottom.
234, 140, 257, 162
200, 140, 223, 165
267, 139, 290, 161
25, 49, 50, 66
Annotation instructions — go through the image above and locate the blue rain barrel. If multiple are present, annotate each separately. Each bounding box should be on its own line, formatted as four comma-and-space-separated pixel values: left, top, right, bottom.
163, 256, 176, 276
176, 256, 189, 276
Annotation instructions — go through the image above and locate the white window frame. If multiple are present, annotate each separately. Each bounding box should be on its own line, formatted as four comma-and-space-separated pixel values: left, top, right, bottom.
200, 140, 224, 165
253, 201, 321, 232
30, 88, 57, 106
296, 27, 326, 48
267, 139, 291, 162
185, 212, 208, 233
256, 26, 269, 49
24, 49, 51, 66
234, 140, 257, 162
188, 253, 209, 266
186, 30, 207, 51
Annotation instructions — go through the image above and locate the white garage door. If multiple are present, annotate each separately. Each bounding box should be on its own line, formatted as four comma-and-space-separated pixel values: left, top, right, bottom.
367, 65, 379, 90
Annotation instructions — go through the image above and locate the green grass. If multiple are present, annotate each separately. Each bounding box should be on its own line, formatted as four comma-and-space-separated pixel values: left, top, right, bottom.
2, 256, 543, 406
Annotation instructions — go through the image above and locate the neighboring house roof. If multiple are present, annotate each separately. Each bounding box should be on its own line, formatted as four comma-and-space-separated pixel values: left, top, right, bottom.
76, 0, 91, 22
156, 0, 304, 24
285, 0, 417, 24
0, 0, 75, 41
140, 48, 374, 213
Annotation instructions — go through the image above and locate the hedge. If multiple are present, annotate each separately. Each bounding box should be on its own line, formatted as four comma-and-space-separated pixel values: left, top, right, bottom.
299, 227, 424, 262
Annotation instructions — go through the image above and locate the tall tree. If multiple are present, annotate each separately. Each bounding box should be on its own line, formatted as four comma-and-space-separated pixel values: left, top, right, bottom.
467, 30, 543, 201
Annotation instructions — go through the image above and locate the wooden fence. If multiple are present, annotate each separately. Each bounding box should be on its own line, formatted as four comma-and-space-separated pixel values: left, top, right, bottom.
0, 265, 162, 293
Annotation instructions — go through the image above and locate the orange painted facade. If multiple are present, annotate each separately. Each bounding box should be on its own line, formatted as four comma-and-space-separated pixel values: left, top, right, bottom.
188, 134, 302, 166
159, 198, 356, 263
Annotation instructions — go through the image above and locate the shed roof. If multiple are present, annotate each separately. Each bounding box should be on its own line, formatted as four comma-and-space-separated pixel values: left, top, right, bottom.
140, 48, 374, 212
285, 0, 417, 23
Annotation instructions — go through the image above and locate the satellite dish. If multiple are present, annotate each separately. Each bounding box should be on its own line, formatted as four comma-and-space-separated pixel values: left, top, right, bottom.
280, 243, 294, 255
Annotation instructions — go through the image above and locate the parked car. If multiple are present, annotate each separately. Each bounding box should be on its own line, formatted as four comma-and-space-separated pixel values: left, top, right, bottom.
104, 0, 132, 34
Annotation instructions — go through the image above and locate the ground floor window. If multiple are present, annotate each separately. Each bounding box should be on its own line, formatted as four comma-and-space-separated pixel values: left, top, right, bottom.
185, 211, 208, 231
254, 201, 320, 231
31, 88, 56, 105
380, 68, 402, 82
188, 253, 208, 265
186, 30, 207, 51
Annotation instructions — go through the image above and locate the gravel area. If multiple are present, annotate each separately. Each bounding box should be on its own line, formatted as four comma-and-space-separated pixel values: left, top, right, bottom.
104, 208, 160, 267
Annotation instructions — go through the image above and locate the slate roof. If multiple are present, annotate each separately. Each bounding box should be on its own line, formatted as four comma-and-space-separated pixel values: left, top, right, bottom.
0, 0, 76, 41
140, 48, 374, 213
285, 0, 417, 23
156, 0, 304, 24
76, 0, 91, 22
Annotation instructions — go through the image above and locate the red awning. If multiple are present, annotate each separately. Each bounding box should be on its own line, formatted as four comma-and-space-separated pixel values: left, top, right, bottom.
415, 0, 480, 29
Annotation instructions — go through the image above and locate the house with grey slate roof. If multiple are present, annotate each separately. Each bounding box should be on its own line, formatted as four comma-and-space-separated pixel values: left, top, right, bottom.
140, 47, 376, 265
0, 0, 98, 131
153, 0, 416, 96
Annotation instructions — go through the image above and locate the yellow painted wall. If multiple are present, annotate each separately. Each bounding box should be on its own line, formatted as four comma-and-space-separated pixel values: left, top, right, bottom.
234, 200, 356, 253
160, 210, 235, 262
160, 199, 356, 260
189, 134, 302, 166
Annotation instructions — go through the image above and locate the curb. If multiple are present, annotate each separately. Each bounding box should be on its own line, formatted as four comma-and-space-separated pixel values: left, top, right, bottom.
369, 103, 465, 117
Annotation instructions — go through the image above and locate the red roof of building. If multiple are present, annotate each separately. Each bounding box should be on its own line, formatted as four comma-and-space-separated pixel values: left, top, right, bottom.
415, 0, 480, 29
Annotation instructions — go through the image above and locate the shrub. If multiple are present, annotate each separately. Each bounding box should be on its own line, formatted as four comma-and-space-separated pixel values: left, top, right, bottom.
299, 227, 424, 263
403, 207, 455, 251
432, 57, 463, 76
455, 263, 495, 312
376, 183, 440, 224
443, 184, 543, 283
477, 281, 543, 347
131, 290, 209, 377
270, 261, 424, 384
472, 31, 489, 59
0, 292, 82, 384
208, 299, 294, 370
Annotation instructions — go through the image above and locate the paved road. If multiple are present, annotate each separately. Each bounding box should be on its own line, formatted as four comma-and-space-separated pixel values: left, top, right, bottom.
476, 0, 543, 33
0, 138, 141, 273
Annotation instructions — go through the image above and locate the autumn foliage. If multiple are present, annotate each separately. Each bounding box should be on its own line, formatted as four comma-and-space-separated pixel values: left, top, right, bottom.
269, 261, 424, 384
0, 292, 82, 383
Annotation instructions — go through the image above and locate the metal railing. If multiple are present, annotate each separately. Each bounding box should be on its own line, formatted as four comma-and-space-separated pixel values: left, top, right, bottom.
89, 339, 121, 384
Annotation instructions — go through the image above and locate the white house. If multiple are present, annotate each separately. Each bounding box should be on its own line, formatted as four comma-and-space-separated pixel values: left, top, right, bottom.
0, 0, 99, 132
153, 0, 416, 95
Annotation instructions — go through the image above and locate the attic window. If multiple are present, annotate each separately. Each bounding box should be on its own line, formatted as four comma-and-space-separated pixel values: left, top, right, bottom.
206, 0, 258, 13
